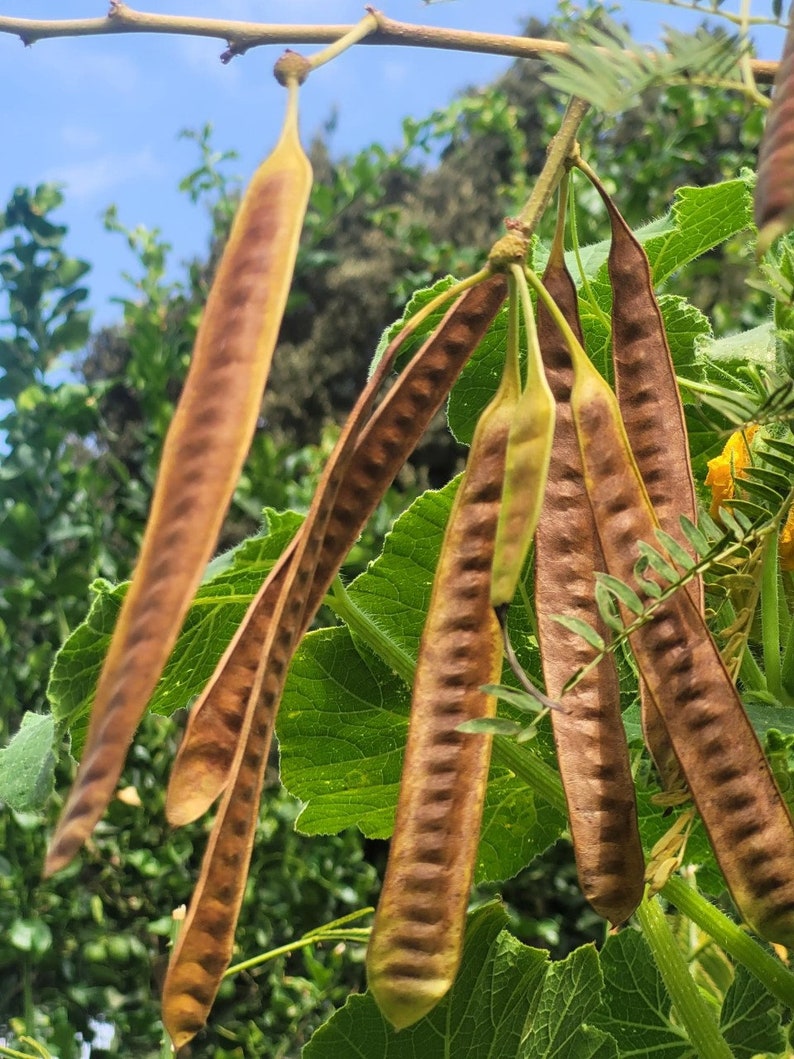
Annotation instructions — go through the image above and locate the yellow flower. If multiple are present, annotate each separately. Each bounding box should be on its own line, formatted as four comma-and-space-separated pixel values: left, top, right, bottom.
780, 503, 794, 571
705, 424, 759, 520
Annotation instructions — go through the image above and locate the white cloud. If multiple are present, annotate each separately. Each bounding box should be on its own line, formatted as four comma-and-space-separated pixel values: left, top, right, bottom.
43, 148, 163, 200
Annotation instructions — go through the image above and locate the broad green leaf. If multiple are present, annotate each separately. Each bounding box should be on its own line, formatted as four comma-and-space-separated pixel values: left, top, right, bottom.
445, 301, 511, 446
47, 508, 302, 754
720, 965, 785, 1058
279, 625, 562, 884
593, 929, 694, 1057
304, 904, 549, 1059
645, 177, 754, 285
371, 274, 460, 374
520, 944, 618, 1059
0, 712, 56, 811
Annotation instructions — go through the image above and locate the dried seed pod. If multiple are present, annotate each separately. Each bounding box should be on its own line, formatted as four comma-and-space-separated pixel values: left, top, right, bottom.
160, 272, 506, 1048
534, 193, 644, 926
755, 18, 794, 255
532, 272, 794, 948
165, 274, 508, 826
366, 277, 521, 1030
583, 163, 702, 793
490, 265, 556, 609
44, 82, 313, 877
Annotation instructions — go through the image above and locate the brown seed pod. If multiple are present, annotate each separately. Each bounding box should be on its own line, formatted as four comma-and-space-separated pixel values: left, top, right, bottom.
366, 276, 520, 1031
44, 83, 313, 878
583, 162, 702, 793
164, 273, 508, 826
532, 277, 794, 949
534, 191, 644, 926
160, 272, 506, 1048
755, 18, 794, 255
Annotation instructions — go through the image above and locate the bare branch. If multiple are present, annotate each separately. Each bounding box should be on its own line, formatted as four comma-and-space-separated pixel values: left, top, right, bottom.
0, 2, 779, 82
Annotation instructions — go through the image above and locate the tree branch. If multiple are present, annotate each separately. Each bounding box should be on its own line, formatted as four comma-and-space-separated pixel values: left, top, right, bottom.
0, 2, 779, 82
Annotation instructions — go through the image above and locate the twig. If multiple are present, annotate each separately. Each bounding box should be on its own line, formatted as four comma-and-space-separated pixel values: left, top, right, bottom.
0, 3, 780, 81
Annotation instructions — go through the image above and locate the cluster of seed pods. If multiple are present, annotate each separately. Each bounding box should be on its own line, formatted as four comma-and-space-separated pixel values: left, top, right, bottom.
41, 39, 794, 1046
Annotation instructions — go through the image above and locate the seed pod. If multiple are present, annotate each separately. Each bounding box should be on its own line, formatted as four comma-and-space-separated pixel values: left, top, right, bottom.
44, 82, 313, 878
161, 272, 506, 1048
755, 17, 794, 255
584, 163, 702, 793
533, 274, 794, 948
534, 195, 644, 926
490, 265, 556, 609
366, 276, 520, 1031
165, 274, 508, 826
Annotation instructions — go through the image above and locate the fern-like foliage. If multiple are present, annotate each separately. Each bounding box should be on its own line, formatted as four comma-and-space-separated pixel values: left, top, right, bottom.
555, 432, 794, 694
543, 12, 747, 112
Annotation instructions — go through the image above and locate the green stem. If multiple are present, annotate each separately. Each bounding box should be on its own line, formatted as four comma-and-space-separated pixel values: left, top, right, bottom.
305, 11, 378, 71
326, 577, 417, 687
781, 606, 794, 697
761, 534, 783, 698
490, 737, 567, 816
516, 97, 590, 235
636, 894, 735, 1059
225, 907, 374, 977
662, 875, 794, 1009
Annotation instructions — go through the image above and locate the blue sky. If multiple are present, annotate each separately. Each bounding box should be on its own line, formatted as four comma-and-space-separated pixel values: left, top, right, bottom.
0, 2, 787, 329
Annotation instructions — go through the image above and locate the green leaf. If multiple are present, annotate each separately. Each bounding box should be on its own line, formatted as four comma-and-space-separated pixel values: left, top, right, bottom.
521, 944, 618, 1059
595, 573, 645, 616
646, 177, 754, 286
654, 529, 697, 572
457, 717, 524, 736
720, 965, 785, 1058
304, 904, 549, 1059
549, 615, 605, 652
635, 542, 680, 585
679, 516, 712, 557
592, 929, 694, 1057
0, 712, 56, 811
370, 274, 460, 375
446, 302, 510, 446
47, 508, 303, 754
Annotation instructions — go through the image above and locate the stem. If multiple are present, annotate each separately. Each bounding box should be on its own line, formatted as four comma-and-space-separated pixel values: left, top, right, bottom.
761, 534, 783, 698
662, 874, 794, 1010
516, 98, 590, 235
326, 576, 415, 686
636, 894, 735, 1059
567, 174, 610, 330
0, 8, 778, 81
225, 907, 374, 977
305, 11, 379, 72
490, 736, 567, 815
781, 600, 794, 697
